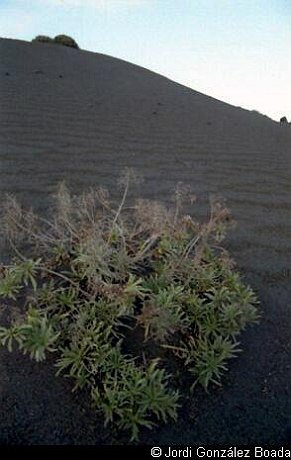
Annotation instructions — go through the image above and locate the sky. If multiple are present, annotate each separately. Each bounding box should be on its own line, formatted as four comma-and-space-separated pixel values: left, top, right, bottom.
1, 0, 290, 121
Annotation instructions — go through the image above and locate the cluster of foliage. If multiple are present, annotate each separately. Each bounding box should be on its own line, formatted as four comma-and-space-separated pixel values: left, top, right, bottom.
31, 35, 54, 44
32, 34, 79, 49
0, 170, 259, 440
280, 116, 287, 123
279, 116, 291, 126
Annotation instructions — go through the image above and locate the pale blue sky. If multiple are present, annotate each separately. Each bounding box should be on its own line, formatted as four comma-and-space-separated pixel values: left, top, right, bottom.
1, 0, 290, 121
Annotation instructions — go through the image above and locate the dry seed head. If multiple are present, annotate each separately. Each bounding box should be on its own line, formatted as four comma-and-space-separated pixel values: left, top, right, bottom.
0, 194, 24, 241
173, 182, 196, 205
134, 199, 170, 233
117, 167, 143, 189
52, 182, 73, 225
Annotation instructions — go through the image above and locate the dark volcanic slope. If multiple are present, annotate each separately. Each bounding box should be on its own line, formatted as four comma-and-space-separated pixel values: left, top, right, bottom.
0, 38, 291, 444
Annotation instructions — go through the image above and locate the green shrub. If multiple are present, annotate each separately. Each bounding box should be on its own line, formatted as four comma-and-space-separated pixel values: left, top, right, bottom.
0, 170, 260, 440
31, 34, 79, 49
32, 35, 54, 44
53, 34, 79, 49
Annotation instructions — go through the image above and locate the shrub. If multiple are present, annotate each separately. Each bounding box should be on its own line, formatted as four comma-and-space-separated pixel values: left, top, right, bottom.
32, 34, 79, 49
53, 34, 79, 49
0, 170, 260, 440
32, 35, 54, 44
280, 116, 288, 124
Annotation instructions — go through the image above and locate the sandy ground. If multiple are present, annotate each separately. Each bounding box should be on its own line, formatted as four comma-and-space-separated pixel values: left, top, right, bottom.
0, 38, 290, 444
